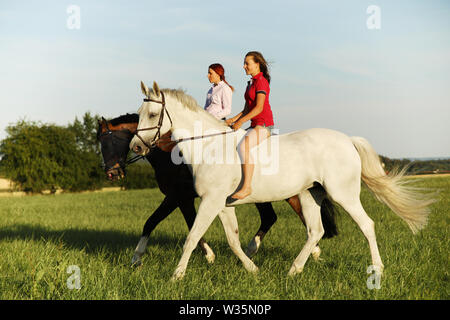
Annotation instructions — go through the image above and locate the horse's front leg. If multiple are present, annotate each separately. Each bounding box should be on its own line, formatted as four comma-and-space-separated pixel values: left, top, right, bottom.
171, 195, 225, 281
245, 202, 277, 258
131, 196, 178, 266
178, 198, 215, 264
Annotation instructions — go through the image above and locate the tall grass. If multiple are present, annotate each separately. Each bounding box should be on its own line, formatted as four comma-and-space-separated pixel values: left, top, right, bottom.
0, 177, 448, 299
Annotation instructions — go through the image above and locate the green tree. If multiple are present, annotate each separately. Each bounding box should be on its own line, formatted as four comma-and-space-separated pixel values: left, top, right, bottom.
0, 114, 104, 193
0, 121, 78, 192
68, 112, 100, 155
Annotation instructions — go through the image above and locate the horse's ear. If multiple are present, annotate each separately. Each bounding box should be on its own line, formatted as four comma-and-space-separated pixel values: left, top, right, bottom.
153, 81, 161, 97
141, 81, 150, 97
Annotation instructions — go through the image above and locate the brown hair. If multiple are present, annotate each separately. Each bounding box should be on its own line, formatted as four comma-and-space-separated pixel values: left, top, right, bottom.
209, 63, 234, 91
245, 51, 271, 84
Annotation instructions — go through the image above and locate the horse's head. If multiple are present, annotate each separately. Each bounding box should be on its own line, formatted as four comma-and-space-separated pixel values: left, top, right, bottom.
130, 81, 172, 156
97, 115, 138, 181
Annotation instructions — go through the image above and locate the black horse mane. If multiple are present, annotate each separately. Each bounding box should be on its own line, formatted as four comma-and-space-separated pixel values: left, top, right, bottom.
108, 113, 139, 126
97, 113, 139, 139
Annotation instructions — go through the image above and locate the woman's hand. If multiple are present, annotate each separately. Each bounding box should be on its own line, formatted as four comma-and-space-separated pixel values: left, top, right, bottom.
225, 118, 234, 126
232, 119, 243, 131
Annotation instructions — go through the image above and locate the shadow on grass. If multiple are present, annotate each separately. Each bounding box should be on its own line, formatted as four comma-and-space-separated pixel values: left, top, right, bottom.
0, 223, 191, 255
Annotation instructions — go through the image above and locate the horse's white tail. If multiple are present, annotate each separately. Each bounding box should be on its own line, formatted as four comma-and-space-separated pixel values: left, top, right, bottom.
351, 136, 437, 234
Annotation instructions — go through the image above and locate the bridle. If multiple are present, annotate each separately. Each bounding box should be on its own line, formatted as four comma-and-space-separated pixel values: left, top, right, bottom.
134, 91, 173, 150
98, 120, 146, 172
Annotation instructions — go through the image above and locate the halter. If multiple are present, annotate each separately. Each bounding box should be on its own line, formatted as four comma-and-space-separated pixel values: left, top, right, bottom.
135, 91, 173, 150
98, 119, 147, 170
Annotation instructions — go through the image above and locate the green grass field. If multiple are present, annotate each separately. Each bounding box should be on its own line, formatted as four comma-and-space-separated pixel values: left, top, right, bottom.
0, 176, 448, 300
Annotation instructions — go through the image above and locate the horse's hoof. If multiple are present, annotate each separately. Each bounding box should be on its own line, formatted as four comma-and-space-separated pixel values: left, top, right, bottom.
205, 252, 215, 264
245, 239, 259, 258
311, 246, 322, 261
131, 255, 142, 268
171, 268, 186, 282
249, 265, 259, 273
245, 248, 256, 259
201, 243, 215, 264
288, 265, 303, 276
243, 261, 259, 274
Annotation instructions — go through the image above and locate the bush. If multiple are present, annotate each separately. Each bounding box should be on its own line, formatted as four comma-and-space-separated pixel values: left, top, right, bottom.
0, 117, 104, 193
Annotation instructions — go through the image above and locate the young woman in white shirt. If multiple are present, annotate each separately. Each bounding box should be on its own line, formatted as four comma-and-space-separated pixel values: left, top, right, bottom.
204, 63, 234, 120
156, 64, 233, 152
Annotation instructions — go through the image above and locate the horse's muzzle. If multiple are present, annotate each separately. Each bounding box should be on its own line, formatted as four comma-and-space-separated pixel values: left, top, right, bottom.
105, 163, 125, 181
130, 136, 150, 156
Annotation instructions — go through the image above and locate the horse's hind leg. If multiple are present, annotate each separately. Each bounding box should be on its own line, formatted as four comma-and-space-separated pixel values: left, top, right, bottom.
246, 195, 324, 260
288, 190, 324, 276
325, 176, 384, 275
286, 195, 322, 261
132, 196, 178, 266
178, 198, 215, 264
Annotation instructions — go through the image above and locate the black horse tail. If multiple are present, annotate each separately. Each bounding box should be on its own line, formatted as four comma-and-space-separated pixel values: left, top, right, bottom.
320, 198, 338, 239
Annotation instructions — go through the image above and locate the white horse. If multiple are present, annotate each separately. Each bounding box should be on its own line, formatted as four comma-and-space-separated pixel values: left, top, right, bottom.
130, 81, 435, 281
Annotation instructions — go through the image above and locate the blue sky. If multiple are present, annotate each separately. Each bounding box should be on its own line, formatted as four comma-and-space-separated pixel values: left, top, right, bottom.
0, 0, 449, 158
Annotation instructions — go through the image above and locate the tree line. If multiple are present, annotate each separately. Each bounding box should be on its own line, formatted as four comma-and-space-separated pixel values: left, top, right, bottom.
0, 114, 448, 193
0, 113, 157, 193
380, 156, 450, 175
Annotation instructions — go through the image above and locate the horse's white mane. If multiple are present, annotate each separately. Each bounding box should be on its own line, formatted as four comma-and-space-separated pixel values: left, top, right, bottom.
151, 88, 228, 128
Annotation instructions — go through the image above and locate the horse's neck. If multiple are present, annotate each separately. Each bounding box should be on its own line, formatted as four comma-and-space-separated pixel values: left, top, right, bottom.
145, 147, 170, 167
118, 122, 138, 133
169, 99, 228, 138
167, 100, 246, 168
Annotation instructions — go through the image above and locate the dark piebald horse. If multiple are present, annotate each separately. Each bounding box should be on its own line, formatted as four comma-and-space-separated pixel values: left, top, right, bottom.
97, 114, 338, 266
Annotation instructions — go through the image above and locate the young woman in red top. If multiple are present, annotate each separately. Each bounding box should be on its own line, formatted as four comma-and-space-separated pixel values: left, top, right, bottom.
226, 51, 274, 200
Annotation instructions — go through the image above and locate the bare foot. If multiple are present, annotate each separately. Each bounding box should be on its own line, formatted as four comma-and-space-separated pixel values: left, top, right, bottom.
231, 187, 252, 199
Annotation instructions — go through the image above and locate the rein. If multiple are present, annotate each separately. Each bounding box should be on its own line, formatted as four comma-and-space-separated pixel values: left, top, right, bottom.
172, 129, 234, 144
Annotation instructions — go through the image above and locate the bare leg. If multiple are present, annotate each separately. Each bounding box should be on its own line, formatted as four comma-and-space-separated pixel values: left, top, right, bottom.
232, 126, 270, 200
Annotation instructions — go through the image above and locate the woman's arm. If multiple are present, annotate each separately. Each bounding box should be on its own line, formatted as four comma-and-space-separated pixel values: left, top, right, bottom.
226, 102, 248, 125
214, 86, 233, 119
231, 93, 265, 130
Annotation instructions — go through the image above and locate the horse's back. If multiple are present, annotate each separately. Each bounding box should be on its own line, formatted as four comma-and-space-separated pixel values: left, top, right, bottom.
278, 128, 351, 145
243, 128, 361, 203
